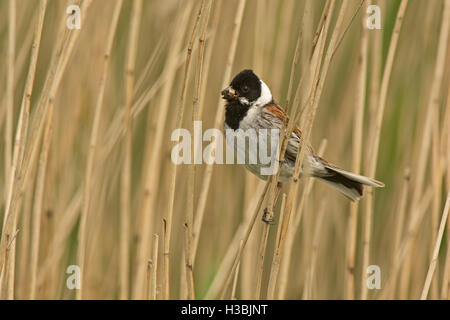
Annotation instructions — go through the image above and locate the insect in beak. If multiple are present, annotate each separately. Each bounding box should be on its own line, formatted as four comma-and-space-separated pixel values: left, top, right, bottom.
221, 86, 238, 100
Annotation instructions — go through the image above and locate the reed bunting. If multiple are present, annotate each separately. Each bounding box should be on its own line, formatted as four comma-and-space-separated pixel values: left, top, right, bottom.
221, 69, 384, 203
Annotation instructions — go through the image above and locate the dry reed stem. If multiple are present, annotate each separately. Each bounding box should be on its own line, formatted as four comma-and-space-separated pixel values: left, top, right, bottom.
120, 0, 142, 300
445, 90, 450, 193
271, 0, 296, 92
441, 89, 450, 299
146, 259, 152, 300
165, 0, 206, 299
1, 230, 18, 298
390, 187, 433, 296
267, 0, 342, 300
427, 0, 450, 298
409, 0, 449, 212
29, 94, 54, 299
102, 37, 201, 158
265, 0, 320, 219
399, 188, 436, 298
204, 225, 244, 298
255, 202, 272, 299
0, 13, 34, 143
309, 0, 331, 60
367, 0, 382, 139
386, 168, 410, 298
303, 200, 326, 299
285, 28, 302, 115
305, 0, 347, 131
78, 0, 123, 299
197, 0, 223, 120
190, 0, 214, 263
1, 0, 47, 300
256, 1, 335, 298
4, 230, 16, 298
204, 181, 266, 299
193, 0, 247, 273
420, 193, 450, 299
277, 139, 327, 299
132, 2, 194, 299
231, 239, 244, 300
365, 0, 381, 295
240, 177, 264, 299
293, 1, 364, 130
398, 0, 449, 298
266, 193, 287, 299
4, 0, 15, 215
192, 0, 213, 124
29, 106, 56, 299
291, 1, 334, 165
26, 2, 89, 206
253, 0, 265, 73
275, 0, 322, 297
0, 0, 90, 287
55, 0, 94, 299
134, 37, 165, 96
275, 194, 287, 256
345, 2, 368, 299
361, 0, 408, 299
131, 6, 193, 299
1, 0, 50, 298
70, 1, 112, 300
219, 181, 270, 299
281, 1, 362, 300
1, 0, 17, 298
37, 190, 82, 287
184, 0, 213, 299
430, 106, 442, 299
17, 179, 33, 297
151, 234, 159, 300
330, 1, 365, 62
168, 0, 247, 298
183, 222, 195, 299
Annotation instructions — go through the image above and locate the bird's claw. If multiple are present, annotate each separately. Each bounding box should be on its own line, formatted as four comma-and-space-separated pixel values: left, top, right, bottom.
262, 208, 275, 224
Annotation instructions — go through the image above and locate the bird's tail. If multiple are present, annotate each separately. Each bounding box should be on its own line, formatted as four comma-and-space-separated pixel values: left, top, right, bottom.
310, 156, 384, 201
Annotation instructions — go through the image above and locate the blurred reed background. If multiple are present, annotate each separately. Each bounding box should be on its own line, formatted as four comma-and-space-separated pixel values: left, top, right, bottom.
0, 0, 449, 300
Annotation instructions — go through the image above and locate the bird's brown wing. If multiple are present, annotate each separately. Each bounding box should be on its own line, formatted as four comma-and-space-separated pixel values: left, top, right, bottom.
263, 103, 303, 137
263, 103, 305, 163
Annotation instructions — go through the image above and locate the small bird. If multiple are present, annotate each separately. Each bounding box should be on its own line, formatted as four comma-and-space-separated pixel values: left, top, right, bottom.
221, 69, 384, 203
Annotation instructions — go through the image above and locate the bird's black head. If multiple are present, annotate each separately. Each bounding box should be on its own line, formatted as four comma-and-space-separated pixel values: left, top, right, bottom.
221, 69, 262, 105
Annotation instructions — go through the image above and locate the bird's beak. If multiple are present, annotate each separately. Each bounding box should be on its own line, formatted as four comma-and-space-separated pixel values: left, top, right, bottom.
221, 86, 238, 100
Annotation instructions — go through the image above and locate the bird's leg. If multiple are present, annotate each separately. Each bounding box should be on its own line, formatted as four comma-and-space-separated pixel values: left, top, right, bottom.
262, 182, 283, 224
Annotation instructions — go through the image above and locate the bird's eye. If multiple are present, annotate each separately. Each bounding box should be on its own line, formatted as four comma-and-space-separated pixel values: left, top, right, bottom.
242, 85, 249, 93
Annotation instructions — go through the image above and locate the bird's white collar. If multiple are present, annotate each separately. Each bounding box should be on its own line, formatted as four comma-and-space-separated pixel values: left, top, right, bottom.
254, 80, 272, 106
